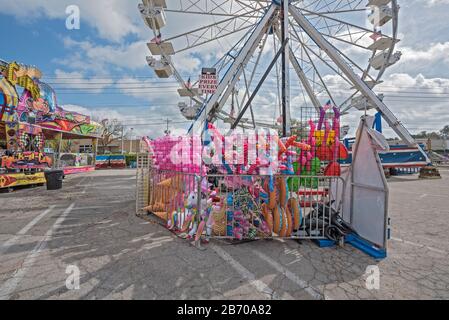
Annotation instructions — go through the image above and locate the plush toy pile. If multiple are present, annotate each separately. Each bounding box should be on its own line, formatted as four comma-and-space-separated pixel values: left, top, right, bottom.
144, 106, 349, 242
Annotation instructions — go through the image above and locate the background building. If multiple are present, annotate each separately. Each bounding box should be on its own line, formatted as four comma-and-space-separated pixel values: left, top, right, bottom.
69, 138, 142, 155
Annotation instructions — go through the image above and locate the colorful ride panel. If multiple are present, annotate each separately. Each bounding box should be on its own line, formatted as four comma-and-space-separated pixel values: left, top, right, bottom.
1, 60, 102, 189
341, 138, 429, 168
0, 172, 46, 189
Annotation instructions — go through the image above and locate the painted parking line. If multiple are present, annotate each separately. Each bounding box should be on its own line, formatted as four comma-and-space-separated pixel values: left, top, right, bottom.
71, 206, 112, 211
393, 189, 448, 199
391, 237, 446, 254
211, 245, 283, 300
0, 203, 75, 300
0, 205, 56, 255
253, 250, 325, 300
81, 177, 93, 194
75, 177, 88, 188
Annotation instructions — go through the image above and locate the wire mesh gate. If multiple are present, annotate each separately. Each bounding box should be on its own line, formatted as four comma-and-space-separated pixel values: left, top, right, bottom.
136, 153, 151, 216
140, 169, 345, 241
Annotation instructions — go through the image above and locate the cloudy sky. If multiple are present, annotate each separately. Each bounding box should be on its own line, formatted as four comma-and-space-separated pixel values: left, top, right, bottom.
0, 0, 448, 139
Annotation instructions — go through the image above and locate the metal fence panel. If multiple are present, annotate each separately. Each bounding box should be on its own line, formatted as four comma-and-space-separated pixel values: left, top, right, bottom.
136, 153, 151, 216
142, 169, 346, 241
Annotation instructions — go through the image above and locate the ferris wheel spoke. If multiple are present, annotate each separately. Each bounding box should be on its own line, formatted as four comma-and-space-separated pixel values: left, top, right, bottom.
309, 8, 366, 15
164, 9, 262, 18
289, 37, 330, 106
301, 8, 395, 39
305, 42, 354, 86
289, 4, 418, 146
293, 1, 382, 43
237, 32, 270, 124
289, 26, 338, 106
164, 14, 260, 54
162, 5, 265, 54
302, 45, 338, 107
296, 29, 353, 104
290, 22, 381, 85
290, 24, 378, 85
308, 0, 364, 13
171, 0, 267, 16
241, 69, 257, 129
190, 4, 277, 133
290, 25, 352, 86
234, 0, 268, 13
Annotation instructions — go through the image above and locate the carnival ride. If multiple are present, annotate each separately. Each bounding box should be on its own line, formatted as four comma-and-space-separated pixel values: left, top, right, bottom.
135, 0, 430, 258
0, 60, 102, 190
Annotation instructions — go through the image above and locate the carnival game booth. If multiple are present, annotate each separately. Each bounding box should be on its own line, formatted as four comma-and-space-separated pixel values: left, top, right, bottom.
134, 0, 435, 259
137, 111, 391, 259
1, 60, 101, 190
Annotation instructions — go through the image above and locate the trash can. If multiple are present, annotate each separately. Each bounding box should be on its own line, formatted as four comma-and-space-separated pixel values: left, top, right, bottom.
44, 170, 64, 190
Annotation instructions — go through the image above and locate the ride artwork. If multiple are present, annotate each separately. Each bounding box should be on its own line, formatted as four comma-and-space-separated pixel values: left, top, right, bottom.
1, 60, 102, 189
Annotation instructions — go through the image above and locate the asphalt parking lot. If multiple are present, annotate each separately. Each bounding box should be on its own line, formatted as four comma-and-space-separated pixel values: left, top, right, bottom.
0, 168, 448, 300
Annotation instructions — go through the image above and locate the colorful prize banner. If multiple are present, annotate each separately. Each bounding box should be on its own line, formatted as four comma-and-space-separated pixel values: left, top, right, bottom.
199, 68, 218, 95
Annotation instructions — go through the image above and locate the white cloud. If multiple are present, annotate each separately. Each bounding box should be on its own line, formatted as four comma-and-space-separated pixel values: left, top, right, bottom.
423, 0, 449, 6
51, 69, 114, 93
399, 42, 449, 67
61, 104, 124, 122
57, 38, 148, 71
0, 0, 141, 42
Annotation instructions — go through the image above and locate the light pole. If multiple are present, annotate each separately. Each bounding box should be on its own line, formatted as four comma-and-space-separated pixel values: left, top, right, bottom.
444, 133, 448, 157
121, 126, 124, 155
129, 128, 134, 154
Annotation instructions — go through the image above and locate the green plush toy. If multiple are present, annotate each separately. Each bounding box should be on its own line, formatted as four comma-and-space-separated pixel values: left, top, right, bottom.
288, 162, 301, 192
300, 157, 320, 189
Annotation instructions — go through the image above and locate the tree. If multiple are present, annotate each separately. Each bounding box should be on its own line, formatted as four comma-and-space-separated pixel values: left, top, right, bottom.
441, 125, 449, 138
44, 138, 73, 153
99, 119, 124, 152
413, 130, 441, 139
413, 131, 428, 139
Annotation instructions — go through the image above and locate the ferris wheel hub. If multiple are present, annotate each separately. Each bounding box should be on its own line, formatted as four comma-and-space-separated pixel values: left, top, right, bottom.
271, 0, 292, 5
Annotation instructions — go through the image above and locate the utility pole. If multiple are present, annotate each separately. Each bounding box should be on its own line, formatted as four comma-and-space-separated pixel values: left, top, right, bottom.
121, 126, 124, 155
444, 133, 448, 156
129, 128, 134, 154
164, 118, 172, 136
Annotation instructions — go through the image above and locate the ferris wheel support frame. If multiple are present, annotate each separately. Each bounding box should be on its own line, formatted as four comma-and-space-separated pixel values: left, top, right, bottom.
289, 5, 425, 156
273, 26, 322, 112
191, 4, 277, 134
231, 38, 289, 130
281, 0, 291, 137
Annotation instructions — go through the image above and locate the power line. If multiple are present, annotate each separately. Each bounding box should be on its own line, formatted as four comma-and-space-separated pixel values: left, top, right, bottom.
42, 77, 449, 91
120, 121, 192, 127
49, 87, 449, 96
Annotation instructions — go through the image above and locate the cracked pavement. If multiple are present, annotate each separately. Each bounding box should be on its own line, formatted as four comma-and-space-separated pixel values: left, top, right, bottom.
0, 168, 448, 300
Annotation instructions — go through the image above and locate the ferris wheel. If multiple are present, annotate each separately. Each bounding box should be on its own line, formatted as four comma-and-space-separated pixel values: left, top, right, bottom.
139, 0, 417, 145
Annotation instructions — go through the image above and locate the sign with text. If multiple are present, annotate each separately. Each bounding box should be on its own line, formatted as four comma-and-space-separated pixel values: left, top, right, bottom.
199, 68, 218, 95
